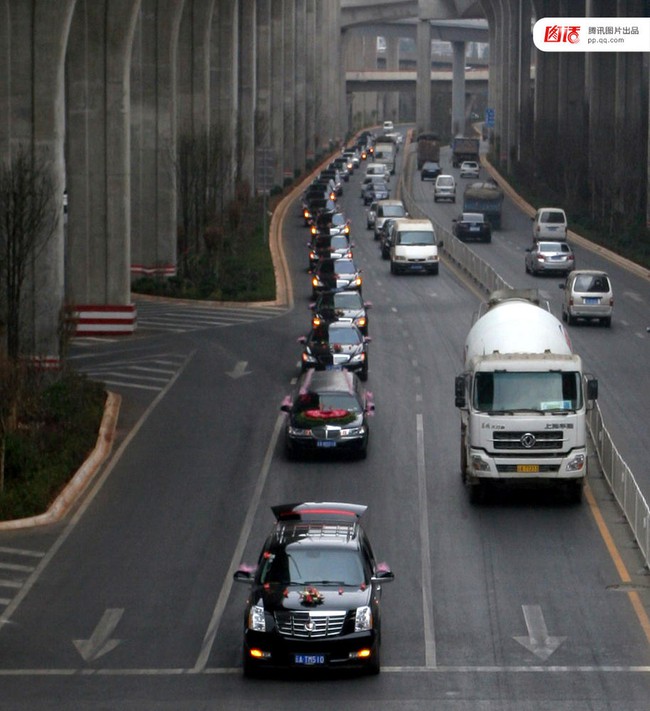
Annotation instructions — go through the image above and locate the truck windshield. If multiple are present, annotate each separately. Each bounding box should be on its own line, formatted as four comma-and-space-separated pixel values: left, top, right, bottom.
473, 371, 582, 412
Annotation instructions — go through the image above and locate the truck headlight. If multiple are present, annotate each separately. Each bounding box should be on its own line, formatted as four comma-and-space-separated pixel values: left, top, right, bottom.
471, 455, 491, 472
566, 453, 585, 472
355, 605, 373, 631
248, 604, 266, 632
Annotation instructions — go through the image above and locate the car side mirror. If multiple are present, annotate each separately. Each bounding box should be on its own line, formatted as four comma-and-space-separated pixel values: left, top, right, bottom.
364, 301, 373, 309
297, 336, 307, 344
233, 564, 255, 582
438, 240, 444, 248
364, 336, 372, 343
558, 283, 566, 290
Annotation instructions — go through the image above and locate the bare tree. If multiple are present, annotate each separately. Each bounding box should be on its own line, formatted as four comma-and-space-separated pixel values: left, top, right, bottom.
0, 145, 58, 359
176, 128, 232, 278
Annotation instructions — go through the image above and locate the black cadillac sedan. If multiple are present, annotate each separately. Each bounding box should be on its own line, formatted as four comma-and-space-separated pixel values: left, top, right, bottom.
233, 502, 395, 676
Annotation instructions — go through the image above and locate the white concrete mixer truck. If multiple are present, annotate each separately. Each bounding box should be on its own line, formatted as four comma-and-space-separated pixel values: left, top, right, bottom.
454, 289, 598, 503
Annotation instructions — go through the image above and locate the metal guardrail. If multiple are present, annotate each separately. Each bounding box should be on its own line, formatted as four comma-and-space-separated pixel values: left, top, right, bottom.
399, 142, 650, 570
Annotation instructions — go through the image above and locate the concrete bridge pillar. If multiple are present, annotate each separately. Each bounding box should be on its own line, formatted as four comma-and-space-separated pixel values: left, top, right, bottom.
65, 0, 140, 336
270, 1, 285, 186
0, 1, 74, 360
255, 0, 272, 193
212, 0, 239, 202
238, 0, 256, 189
383, 36, 400, 125
304, 0, 317, 159
294, 0, 307, 174
129, 0, 182, 281
282, 1, 296, 182
450, 40, 466, 136
416, 19, 432, 134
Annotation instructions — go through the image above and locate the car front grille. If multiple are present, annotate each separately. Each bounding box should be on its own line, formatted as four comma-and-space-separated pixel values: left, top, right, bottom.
493, 430, 564, 450
275, 610, 348, 638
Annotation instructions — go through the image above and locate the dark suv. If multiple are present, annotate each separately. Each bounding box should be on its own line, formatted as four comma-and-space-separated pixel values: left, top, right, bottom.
233, 502, 394, 676
281, 369, 374, 458
310, 289, 371, 335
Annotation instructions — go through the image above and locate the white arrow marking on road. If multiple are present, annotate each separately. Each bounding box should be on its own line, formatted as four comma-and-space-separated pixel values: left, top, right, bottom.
73, 608, 124, 662
226, 361, 251, 379
514, 605, 566, 661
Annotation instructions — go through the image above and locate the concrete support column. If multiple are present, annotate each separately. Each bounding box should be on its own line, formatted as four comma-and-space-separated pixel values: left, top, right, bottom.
416, 19, 432, 134
483, 2, 499, 153
212, 0, 239, 199
238, 0, 256, 189
450, 40, 466, 136
329, 1, 344, 144
359, 31, 378, 129
255, 0, 272, 193
383, 35, 400, 125
294, 0, 307, 172
270, 2, 285, 184
0, 1, 75, 359
177, 0, 215, 137
130, 0, 183, 280
282, 0, 296, 182
65, 0, 140, 336
517, 0, 535, 166
304, 0, 316, 159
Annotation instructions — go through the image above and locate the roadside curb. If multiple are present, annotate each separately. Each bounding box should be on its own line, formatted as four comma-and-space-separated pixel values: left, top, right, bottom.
0, 391, 122, 530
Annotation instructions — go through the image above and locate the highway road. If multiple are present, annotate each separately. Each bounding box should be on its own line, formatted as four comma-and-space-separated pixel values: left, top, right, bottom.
0, 133, 648, 710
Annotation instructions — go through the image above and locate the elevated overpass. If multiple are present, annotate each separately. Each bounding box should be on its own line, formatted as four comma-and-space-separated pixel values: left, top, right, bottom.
0, 0, 646, 359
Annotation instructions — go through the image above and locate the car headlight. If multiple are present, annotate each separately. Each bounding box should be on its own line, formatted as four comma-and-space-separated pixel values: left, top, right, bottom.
248, 604, 266, 632
288, 425, 312, 436
355, 317, 367, 329
350, 352, 365, 363
302, 351, 317, 364
355, 605, 373, 632
340, 425, 365, 437
312, 276, 321, 288
354, 277, 362, 287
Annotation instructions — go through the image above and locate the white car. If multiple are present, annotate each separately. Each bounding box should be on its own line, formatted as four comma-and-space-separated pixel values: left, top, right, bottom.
382, 120, 394, 132
560, 270, 613, 327
460, 161, 480, 178
433, 174, 456, 203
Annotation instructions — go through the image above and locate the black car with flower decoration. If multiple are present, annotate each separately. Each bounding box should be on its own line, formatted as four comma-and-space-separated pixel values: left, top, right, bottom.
310, 257, 362, 299
307, 233, 354, 273
298, 321, 370, 381
281, 369, 374, 458
310, 289, 371, 335
233, 502, 394, 676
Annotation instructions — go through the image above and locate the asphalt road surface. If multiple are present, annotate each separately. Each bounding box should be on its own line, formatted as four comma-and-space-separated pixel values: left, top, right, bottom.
0, 131, 648, 710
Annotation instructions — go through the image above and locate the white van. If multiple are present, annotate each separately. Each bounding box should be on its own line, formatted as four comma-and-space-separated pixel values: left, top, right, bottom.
532, 207, 568, 240
433, 174, 456, 202
389, 218, 443, 275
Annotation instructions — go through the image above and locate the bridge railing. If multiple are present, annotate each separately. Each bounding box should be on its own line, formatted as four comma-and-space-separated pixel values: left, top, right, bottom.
399, 139, 650, 570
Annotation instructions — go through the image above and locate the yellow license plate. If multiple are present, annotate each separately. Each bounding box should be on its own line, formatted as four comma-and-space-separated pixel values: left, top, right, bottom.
517, 464, 539, 473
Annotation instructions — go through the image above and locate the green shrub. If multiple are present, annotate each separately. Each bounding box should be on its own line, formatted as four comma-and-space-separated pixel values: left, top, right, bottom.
0, 369, 106, 521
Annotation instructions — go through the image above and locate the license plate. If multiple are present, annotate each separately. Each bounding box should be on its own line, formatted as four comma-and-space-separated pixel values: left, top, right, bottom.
584, 297, 600, 304
294, 654, 326, 666
517, 464, 539, 473
469, 226, 479, 231
317, 440, 336, 448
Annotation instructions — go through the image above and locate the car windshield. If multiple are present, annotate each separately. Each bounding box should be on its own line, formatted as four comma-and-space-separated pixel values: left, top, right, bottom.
327, 326, 361, 344
398, 230, 435, 246
294, 391, 361, 415
541, 211, 565, 223
331, 214, 346, 226
381, 205, 405, 217
260, 547, 366, 587
334, 261, 357, 275
437, 177, 453, 186
332, 292, 362, 309
330, 236, 349, 250
473, 371, 583, 412
539, 242, 570, 253
574, 274, 610, 292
